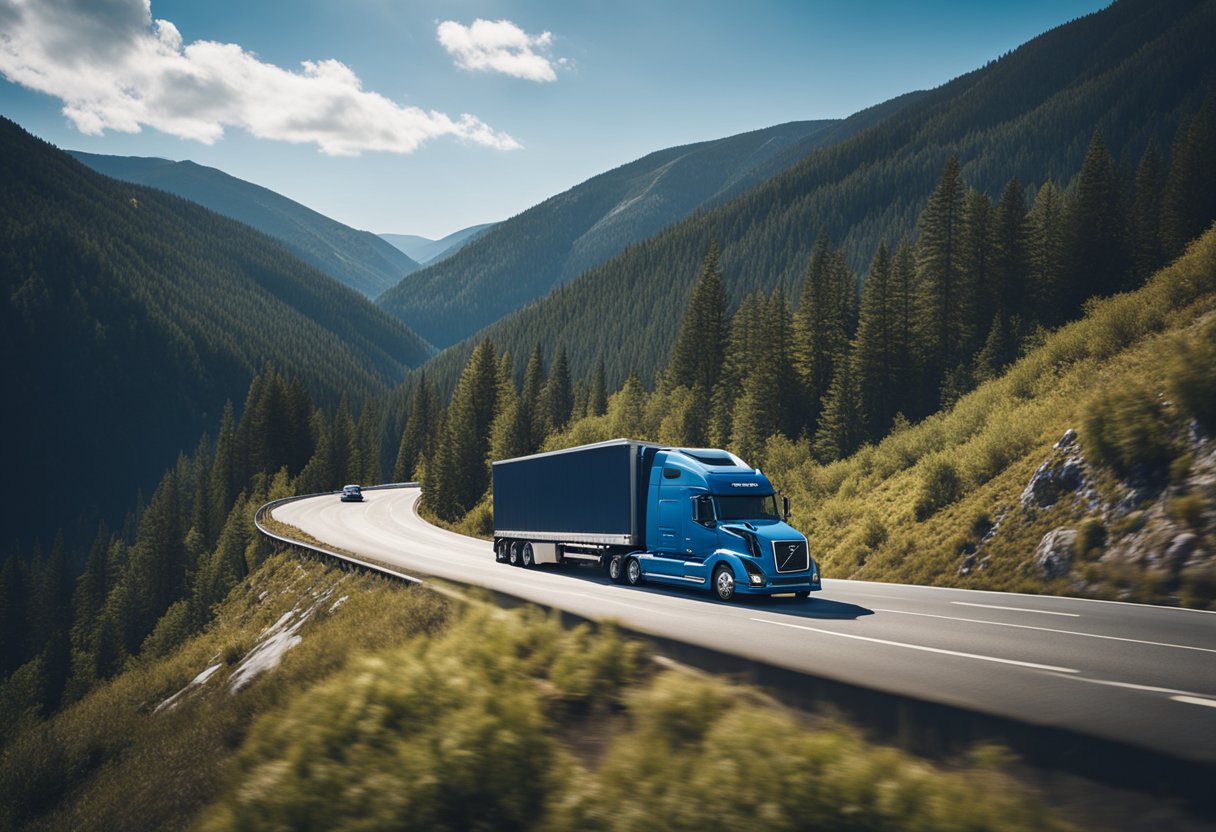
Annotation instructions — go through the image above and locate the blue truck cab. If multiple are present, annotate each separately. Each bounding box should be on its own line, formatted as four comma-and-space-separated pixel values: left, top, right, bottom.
492, 439, 821, 602
637, 447, 819, 600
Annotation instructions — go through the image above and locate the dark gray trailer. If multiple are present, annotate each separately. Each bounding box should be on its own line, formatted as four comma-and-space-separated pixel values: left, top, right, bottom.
492, 439, 656, 566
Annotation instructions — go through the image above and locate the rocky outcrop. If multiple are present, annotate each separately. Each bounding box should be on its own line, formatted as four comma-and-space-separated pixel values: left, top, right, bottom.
1035, 526, 1077, 580
1020, 430, 1096, 511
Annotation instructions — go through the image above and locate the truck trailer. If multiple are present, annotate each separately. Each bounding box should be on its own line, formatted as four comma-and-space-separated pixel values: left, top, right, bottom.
492, 439, 821, 601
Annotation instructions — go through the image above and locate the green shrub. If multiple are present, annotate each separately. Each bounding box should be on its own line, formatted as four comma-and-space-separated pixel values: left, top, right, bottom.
1081, 383, 1173, 481
1074, 518, 1107, 560
915, 457, 963, 520
1167, 494, 1206, 530
1164, 321, 1216, 433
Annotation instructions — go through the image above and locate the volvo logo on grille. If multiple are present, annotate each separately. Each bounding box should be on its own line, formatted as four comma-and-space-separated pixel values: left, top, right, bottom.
774, 540, 809, 573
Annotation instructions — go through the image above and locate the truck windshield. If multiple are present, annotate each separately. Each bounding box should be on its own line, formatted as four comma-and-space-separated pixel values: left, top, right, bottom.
715, 494, 779, 520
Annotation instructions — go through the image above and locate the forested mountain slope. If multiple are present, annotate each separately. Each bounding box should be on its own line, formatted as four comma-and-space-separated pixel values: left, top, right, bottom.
69, 151, 421, 299
0, 118, 431, 544
422, 0, 1215, 390
377, 119, 840, 348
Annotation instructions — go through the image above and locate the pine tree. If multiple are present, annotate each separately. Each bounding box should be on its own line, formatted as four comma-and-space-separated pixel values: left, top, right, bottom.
793, 233, 848, 436
1028, 180, 1067, 325
666, 243, 728, 393
331, 394, 361, 485
393, 372, 440, 482
974, 313, 1017, 383
540, 346, 573, 435
1161, 94, 1216, 261
991, 178, 1029, 320
428, 340, 499, 518
70, 525, 111, 653
355, 397, 383, 484
1064, 131, 1127, 313
853, 242, 898, 438
813, 349, 867, 462
709, 293, 761, 447
765, 287, 800, 440
958, 187, 992, 354
587, 357, 608, 418
914, 155, 968, 406
207, 401, 236, 540
489, 353, 530, 463
1131, 140, 1165, 283
521, 344, 548, 449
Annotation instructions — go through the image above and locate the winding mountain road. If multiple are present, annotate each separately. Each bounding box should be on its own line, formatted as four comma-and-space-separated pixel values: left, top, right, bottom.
271, 485, 1216, 768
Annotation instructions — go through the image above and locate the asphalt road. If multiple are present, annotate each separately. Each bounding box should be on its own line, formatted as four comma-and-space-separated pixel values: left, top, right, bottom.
273, 485, 1216, 765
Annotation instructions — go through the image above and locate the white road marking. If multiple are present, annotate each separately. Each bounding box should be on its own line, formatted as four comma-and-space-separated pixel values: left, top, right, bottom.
1172, 696, 1216, 709
950, 601, 1078, 617
1045, 671, 1216, 705
749, 617, 1079, 673
872, 608, 1216, 654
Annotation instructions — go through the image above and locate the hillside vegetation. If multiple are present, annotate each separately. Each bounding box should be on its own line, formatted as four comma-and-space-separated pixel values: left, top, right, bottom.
523, 228, 1216, 606
69, 151, 422, 299
377, 119, 838, 348
421, 0, 1216, 390
0, 551, 1069, 832
0, 118, 431, 544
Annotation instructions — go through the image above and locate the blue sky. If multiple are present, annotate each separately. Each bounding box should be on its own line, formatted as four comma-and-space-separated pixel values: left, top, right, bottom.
0, 0, 1107, 239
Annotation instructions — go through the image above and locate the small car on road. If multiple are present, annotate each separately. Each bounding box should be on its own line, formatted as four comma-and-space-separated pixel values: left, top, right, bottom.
340, 484, 363, 502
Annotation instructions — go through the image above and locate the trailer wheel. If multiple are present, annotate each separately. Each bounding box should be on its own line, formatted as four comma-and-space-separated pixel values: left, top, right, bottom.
495, 539, 510, 563
509, 541, 524, 567
607, 554, 625, 583
625, 556, 644, 586
521, 542, 536, 569
713, 564, 736, 602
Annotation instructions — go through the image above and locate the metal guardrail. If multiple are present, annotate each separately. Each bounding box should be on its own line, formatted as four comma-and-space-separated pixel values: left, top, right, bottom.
253, 482, 425, 586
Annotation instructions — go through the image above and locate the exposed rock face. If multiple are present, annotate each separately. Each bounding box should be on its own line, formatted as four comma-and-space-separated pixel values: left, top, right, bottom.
1035, 526, 1077, 580
1163, 533, 1199, 573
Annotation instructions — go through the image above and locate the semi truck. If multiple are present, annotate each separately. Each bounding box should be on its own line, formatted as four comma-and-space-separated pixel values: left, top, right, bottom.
492, 438, 821, 601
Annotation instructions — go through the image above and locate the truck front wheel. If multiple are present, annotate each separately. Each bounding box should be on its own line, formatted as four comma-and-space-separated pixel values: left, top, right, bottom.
713, 564, 736, 602
625, 557, 644, 586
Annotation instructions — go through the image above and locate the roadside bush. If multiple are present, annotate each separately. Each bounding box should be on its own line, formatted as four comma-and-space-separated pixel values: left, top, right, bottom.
1081, 383, 1173, 482
1164, 320, 1216, 433
549, 672, 1068, 832
915, 457, 963, 520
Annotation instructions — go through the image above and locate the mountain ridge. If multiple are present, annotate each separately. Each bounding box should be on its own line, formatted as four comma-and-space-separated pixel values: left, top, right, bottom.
69, 151, 421, 299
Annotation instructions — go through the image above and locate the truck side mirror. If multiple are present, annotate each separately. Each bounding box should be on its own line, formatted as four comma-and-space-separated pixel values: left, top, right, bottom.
782, 496, 791, 521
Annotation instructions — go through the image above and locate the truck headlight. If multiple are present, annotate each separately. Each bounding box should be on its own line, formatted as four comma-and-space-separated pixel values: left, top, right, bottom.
749, 573, 763, 585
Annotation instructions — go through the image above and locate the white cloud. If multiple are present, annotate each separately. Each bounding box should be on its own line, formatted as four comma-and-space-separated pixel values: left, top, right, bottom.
0, 0, 520, 154
437, 18, 561, 82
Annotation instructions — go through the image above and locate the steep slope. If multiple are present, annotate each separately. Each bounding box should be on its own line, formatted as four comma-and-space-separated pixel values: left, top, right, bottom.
0, 118, 431, 543
422, 0, 1215, 389
377, 119, 840, 348
774, 228, 1216, 606
380, 223, 497, 265
69, 151, 421, 298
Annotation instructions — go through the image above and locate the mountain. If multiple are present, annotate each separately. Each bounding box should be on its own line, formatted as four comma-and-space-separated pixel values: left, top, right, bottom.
420, 0, 1216, 392
68, 151, 421, 299
1, 117, 432, 544
376, 119, 842, 349
380, 223, 497, 265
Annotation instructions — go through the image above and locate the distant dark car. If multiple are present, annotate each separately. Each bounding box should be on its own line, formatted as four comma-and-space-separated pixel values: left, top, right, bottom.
340, 484, 363, 502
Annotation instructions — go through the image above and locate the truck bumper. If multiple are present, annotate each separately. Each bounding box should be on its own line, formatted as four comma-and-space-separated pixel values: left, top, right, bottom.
735, 578, 822, 596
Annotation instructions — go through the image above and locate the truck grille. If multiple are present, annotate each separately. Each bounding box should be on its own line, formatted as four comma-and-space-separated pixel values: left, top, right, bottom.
772, 540, 809, 573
